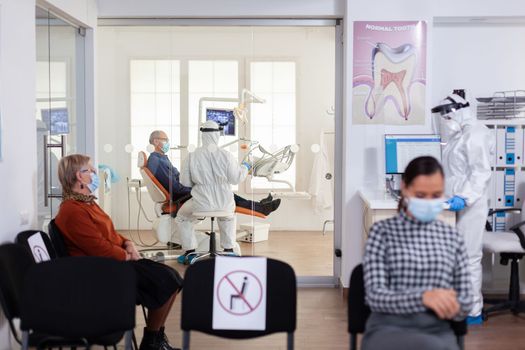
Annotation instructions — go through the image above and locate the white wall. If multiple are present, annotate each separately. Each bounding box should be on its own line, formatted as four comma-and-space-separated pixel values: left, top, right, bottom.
97, 0, 344, 19
97, 26, 335, 231
341, 0, 525, 288
0, 0, 36, 347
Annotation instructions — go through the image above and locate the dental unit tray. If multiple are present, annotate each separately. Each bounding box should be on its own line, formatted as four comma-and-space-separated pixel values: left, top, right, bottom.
477, 90, 525, 119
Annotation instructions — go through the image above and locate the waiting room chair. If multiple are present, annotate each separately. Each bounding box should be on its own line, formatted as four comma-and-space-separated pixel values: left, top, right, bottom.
48, 219, 70, 258
0, 243, 90, 349
20, 256, 136, 350
15, 230, 57, 262
47, 220, 142, 349
347, 264, 467, 350
181, 257, 296, 350
483, 208, 525, 317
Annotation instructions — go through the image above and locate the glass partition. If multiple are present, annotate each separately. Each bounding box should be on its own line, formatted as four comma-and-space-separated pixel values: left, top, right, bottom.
35, 7, 86, 230
97, 25, 336, 280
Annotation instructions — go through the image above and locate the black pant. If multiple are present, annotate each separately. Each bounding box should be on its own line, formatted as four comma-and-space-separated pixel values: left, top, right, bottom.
173, 193, 264, 214
233, 194, 265, 213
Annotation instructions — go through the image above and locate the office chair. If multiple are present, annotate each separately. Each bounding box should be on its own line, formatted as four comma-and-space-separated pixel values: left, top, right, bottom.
181, 257, 296, 349
20, 256, 136, 350
483, 207, 525, 317
347, 264, 467, 350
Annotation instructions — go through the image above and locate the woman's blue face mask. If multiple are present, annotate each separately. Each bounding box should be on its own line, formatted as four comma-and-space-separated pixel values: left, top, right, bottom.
87, 172, 99, 193
407, 197, 444, 222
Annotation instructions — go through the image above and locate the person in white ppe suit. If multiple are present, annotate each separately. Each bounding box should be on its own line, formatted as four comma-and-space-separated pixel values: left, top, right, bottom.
175, 120, 250, 264
432, 93, 495, 325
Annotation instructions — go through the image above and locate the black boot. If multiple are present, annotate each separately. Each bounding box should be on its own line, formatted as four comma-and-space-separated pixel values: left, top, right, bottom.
139, 328, 160, 350
158, 327, 180, 350
139, 327, 180, 350
260, 193, 273, 204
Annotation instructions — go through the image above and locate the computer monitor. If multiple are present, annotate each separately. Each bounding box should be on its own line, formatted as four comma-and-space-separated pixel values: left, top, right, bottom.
206, 108, 235, 136
385, 134, 442, 174
41, 107, 69, 135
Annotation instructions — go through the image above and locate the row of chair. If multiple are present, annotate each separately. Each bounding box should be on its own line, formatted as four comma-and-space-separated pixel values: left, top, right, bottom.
1, 225, 468, 350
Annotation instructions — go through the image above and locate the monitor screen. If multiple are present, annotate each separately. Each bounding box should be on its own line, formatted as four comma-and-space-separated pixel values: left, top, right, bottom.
385, 134, 442, 174
206, 108, 235, 136
41, 108, 69, 135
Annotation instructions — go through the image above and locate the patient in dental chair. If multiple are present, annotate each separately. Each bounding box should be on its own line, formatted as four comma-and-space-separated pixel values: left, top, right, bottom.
146, 130, 281, 216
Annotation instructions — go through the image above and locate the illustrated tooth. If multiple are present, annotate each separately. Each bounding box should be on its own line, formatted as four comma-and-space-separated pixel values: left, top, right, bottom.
365, 43, 416, 120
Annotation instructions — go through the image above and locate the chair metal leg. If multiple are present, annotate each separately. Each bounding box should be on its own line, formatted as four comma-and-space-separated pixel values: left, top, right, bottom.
287, 332, 294, 350
132, 330, 139, 350
182, 331, 190, 350
124, 330, 133, 350
458, 335, 465, 350
21, 331, 29, 350
350, 333, 357, 350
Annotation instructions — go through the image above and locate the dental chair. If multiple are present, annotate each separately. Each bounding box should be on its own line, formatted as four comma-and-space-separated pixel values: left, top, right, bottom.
137, 151, 189, 260
138, 151, 267, 260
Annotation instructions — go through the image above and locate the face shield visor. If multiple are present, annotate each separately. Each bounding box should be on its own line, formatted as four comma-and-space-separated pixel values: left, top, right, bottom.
431, 96, 470, 142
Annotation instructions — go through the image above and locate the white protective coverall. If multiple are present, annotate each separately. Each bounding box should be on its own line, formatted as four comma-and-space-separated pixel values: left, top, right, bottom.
439, 94, 495, 317
175, 121, 248, 251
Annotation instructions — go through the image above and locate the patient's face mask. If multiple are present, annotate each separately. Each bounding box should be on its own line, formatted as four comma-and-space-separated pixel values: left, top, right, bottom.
161, 141, 170, 154
80, 168, 99, 193
406, 197, 444, 223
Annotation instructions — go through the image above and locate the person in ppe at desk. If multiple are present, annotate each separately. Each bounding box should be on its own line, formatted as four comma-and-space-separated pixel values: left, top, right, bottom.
175, 120, 251, 264
431, 93, 495, 325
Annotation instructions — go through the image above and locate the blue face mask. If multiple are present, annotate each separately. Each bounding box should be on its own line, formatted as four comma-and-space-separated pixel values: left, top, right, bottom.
161, 141, 170, 154
87, 172, 99, 193
407, 197, 444, 223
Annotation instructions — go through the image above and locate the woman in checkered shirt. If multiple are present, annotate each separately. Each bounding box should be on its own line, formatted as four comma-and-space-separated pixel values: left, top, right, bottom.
362, 156, 473, 350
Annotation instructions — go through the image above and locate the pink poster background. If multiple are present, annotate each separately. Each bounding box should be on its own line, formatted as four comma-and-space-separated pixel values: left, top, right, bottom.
352, 21, 427, 125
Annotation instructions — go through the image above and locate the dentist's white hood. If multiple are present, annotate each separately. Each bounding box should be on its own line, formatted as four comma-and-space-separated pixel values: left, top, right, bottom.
180, 120, 248, 213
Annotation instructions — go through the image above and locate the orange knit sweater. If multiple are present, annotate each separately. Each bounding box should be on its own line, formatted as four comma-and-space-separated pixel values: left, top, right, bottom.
55, 199, 128, 260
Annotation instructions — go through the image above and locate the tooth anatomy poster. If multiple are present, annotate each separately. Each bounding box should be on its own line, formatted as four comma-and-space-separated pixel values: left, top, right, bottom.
352, 21, 427, 125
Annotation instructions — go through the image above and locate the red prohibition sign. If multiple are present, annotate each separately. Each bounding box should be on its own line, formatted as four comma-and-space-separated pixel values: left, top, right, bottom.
216, 270, 263, 316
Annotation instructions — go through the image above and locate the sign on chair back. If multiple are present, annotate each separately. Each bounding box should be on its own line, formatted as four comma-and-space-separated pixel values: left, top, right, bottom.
181, 257, 297, 350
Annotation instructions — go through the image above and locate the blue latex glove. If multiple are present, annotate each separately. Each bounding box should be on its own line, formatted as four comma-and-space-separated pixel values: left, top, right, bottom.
447, 196, 466, 212
241, 161, 252, 171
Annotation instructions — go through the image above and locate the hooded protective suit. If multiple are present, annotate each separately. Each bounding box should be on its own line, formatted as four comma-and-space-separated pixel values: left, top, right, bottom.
175, 121, 248, 251
435, 94, 495, 317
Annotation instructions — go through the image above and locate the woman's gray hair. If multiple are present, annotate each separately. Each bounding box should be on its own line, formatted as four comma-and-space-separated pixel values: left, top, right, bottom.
149, 130, 162, 144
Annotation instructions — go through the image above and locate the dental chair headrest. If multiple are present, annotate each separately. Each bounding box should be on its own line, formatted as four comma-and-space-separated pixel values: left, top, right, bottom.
137, 151, 147, 168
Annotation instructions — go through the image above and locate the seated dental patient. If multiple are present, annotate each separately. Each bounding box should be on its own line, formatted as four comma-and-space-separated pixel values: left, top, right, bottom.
54, 154, 183, 350
146, 130, 281, 216
362, 156, 473, 350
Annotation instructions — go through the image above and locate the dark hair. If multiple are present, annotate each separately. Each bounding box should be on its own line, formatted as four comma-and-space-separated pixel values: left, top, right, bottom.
398, 156, 444, 212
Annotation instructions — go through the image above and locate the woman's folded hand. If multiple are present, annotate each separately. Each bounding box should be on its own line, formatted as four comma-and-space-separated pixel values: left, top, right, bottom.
422, 288, 460, 320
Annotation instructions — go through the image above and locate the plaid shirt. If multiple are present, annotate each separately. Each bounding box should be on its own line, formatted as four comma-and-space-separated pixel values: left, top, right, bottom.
363, 211, 473, 317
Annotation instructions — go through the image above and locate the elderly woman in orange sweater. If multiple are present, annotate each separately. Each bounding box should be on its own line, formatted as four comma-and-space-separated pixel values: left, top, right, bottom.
54, 154, 183, 350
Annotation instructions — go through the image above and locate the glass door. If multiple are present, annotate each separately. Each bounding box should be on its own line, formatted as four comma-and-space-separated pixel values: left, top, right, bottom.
35, 7, 86, 230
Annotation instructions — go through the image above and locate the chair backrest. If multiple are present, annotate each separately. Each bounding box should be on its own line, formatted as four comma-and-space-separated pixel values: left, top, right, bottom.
348, 264, 468, 337
0, 244, 35, 322
181, 257, 296, 338
48, 219, 70, 258
15, 230, 57, 262
20, 256, 136, 338
138, 151, 169, 204
347, 264, 370, 334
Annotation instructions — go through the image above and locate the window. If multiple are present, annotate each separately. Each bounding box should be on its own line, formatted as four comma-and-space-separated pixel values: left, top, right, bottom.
130, 60, 180, 178
249, 61, 296, 190
188, 60, 239, 147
